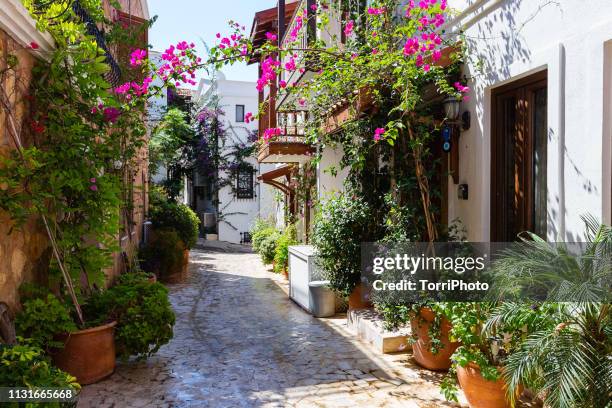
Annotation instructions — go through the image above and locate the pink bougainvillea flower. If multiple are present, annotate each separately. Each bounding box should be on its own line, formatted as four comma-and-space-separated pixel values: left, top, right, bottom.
256, 56, 280, 91
367, 7, 386, 15
29, 41, 39, 49
298, 98, 306, 106
454, 82, 470, 93
462, 95, 471, 102
115, 82, 131, 94
90, 184, 98, 192
310, 4, 318, 12
279, 80, 288, 88
372, 48, 378, 55
415, 54, 424, 67
344, 20, 354, 36
403, 37, 419, 56
372, 31, 378, 37
423, 64, 431, 72
265, 32, 277, 41
129, 49, 147, 66
373, 127, 386, 141
90, 177, 96, 183
103, 107, 121, 123
284, 57, 296, 71
245, 112, 253, 123
405, 0, 415, 16
263, 127, 284, 141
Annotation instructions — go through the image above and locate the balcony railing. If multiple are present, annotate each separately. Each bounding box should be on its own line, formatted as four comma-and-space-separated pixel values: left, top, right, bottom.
277, 110, 306, 139
280, 0, 308, 87
72, 0, 121, 86
281, 0, 308, 50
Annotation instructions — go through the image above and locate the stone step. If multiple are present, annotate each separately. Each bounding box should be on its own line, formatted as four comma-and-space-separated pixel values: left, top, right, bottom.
347, 308, 411, 354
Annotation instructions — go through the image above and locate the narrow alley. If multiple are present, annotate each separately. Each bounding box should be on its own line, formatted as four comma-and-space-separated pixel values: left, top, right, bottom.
78, 242, 457, 408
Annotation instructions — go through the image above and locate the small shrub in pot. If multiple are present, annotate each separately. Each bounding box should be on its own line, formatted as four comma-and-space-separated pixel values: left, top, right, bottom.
311, 193, 371, 296
83, 278, 175, 361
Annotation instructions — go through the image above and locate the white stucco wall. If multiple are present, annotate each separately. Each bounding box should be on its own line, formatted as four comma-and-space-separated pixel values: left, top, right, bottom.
317, 145, 349, 202
208, 77, 261, 244
197, 75, 283, 244
446, 0, 612, 241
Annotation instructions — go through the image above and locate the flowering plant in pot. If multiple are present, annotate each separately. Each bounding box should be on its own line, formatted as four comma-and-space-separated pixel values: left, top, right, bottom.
440, 302, 528, 408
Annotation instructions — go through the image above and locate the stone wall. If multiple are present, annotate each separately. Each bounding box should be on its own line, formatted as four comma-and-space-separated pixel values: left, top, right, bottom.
0, 28, 51, 312
1, 0, 151, 310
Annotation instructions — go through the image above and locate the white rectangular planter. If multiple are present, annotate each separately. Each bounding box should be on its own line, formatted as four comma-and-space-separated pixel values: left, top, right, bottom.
288, 245, 319, 312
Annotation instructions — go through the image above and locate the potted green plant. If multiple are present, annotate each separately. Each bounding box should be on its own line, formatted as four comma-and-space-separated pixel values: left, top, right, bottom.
83, 275, 175, 361
0, 342, 81, 406
274, 224, 298, 278
440, 303, 523, 408
15, 291, 117, 385
140, 229, 187, 283
311, 193, 372, 309
376, 301, 459, 370
149, 188, 200, 275
259, 230, 281, 265
483, 216, 612, 408
409, 303, 459, 371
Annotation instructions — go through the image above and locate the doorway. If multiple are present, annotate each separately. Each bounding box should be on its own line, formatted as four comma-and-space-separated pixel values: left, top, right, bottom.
491, 71, 548, 241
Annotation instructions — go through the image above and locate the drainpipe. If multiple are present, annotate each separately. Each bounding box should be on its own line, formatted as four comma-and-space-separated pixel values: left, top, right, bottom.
558, 43, 566, 240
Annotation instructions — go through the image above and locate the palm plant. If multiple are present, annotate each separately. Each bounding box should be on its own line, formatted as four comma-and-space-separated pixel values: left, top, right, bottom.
490, 214, 611, 303
486, 302, 610, 407
486, 215, 612, 407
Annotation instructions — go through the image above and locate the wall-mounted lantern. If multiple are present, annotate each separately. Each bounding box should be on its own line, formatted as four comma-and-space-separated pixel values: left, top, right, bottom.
442, 96, 470, 185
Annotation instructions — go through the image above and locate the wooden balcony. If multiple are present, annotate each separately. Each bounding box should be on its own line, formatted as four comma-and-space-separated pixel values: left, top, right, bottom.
258, 110, 315, 163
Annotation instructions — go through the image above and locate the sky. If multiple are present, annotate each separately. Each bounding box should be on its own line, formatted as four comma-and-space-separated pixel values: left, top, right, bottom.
148, 0, 266, 86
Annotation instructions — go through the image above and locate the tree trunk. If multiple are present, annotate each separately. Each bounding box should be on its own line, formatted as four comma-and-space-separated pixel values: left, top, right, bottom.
405, 123, 438, 243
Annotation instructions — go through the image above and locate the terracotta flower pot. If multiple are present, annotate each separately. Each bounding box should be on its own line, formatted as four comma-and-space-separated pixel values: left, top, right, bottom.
53, 321, 117, 385
457, 362, 520, 408
183, 249, 190, 266
410, 307, 459, 371
348, 283, 372, 310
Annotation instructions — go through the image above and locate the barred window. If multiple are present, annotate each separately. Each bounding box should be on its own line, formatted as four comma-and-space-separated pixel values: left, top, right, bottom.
236, 166, 254, 199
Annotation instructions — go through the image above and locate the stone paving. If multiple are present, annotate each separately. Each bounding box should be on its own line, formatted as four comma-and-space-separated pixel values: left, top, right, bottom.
78, 241, 463, 408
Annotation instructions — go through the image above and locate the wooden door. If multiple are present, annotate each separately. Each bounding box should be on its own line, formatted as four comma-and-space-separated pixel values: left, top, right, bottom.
491, 71, 548, 241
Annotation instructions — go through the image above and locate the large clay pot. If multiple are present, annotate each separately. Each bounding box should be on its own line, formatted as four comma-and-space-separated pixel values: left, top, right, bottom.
53, 321, 117, 385
457, 362, 519, 408
348, 283, 372, 310
410, 307, 459, 370
183, 249, 190, 267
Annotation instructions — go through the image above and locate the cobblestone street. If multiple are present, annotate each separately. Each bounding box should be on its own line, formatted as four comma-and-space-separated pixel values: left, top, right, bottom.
78, 242, 460, 408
